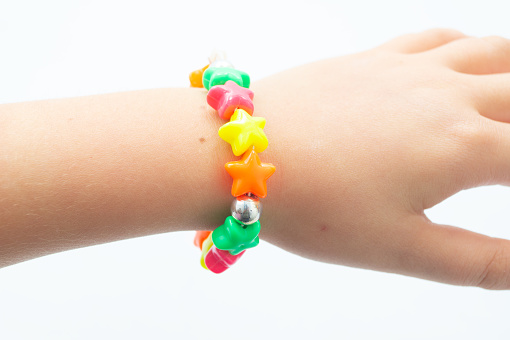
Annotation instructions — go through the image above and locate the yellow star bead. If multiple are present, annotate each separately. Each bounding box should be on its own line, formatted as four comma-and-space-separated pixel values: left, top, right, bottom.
200, 233, 214, 270
218, 109, 268, 156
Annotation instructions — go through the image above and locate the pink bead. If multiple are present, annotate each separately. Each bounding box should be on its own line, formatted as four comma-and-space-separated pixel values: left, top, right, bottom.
204, 245, 245, 274
207, 80, 254, 120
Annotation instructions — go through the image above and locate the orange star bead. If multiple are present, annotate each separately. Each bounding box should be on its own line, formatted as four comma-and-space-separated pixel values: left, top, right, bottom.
225, 146, 276, 198
193, 230, 212, 250
189, 64, 209, 88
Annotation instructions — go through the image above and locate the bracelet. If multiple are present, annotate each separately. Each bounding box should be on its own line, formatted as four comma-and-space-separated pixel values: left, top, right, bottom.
189, 52, 275, 274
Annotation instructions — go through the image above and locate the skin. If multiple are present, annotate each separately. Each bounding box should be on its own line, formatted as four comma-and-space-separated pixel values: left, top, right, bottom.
1, 29, 510, 289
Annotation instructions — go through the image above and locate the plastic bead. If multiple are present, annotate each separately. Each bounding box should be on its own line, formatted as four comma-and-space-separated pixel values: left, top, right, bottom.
208, 49, 228, 64
200, 233, 214, 270
210, 60, 234, 69
207, 81, 254, 120
193, 230, 212, 250
225, 146, 275, 198
189, 64, 209, 88
202, 67, 251, 90
189, 54, 270, 273
212, 216, 260, 255
231, 194, 261, 225
218, 109, 268, 156
204, 246, 245, 274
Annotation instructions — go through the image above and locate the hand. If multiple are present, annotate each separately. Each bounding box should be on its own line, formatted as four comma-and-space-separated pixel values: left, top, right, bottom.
253, 29, 510, 289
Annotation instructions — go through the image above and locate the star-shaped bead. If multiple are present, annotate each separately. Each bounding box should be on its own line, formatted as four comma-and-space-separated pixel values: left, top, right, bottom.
204, 245, 245, 274
193, 230, 212, 250
212, 216, 261, 255
202, 67, 250, 90
225, 146, 276, 198
207, 80, 254, 120
200, 233, 214, 270
218, 109, 268, 156
189, 64, 209, 88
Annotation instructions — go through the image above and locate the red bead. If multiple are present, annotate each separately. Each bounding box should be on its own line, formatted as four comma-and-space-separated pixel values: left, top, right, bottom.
204, 245, 245, 274
207, 80, 254, 120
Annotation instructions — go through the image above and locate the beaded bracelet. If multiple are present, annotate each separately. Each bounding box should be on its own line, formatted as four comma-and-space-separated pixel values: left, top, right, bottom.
189, 53, 275, 274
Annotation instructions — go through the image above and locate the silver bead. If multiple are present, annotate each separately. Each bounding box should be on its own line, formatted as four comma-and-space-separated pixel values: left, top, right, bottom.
210, 60, 234, 69
230, 194, 261, 225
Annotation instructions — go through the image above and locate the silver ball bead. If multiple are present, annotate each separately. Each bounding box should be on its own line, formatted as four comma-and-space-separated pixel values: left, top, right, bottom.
231, 194, 262, 225
210, 60, 234, 69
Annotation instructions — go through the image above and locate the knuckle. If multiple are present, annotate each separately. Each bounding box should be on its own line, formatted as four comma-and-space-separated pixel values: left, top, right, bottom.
475, 243, 510, 290
449, 118, 500, 180
424, 28, 465, 40
454, 117, 498, 152
481, 35, 510, 52
450, 117, 504, 186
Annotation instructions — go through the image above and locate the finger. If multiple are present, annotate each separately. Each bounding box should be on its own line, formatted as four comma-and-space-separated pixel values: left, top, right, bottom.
476, 118, 510, 186
378, 28, 466, 54
396, 214, 510, 289
466, 73, 510, 123
438, 114, 510, 187
425, 36, 510, 74
462, 73, 510, 185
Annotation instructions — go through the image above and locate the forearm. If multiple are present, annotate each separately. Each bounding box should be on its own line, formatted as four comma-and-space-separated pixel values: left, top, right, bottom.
0, 88, 240, 267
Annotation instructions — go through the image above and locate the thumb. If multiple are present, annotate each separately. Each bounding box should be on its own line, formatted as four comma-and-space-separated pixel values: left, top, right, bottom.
397, 214, 510, 289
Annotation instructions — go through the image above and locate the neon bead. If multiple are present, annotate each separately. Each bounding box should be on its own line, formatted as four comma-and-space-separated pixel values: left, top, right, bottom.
202, 67, 250, 90
207, 81, 254, 120
212, 216, 260, 255
200, 233, 214, 270
225, 146, 275, 198
193, 230, 212, 250
204, 246, 245, 274
189, 64, 209, 88
218, 109, 268, 156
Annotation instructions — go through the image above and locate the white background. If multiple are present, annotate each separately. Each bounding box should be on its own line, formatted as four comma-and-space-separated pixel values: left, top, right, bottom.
1, 0, 510, 339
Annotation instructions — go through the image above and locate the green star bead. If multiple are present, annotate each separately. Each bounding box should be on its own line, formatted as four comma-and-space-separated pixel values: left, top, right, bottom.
202, 67, 251, 90
212, 216, 261, 255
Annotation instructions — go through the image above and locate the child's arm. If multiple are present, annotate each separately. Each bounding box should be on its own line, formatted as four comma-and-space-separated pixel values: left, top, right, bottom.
0, 89, 234, 266
2, 29, 510, 289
